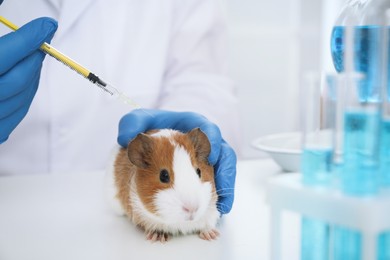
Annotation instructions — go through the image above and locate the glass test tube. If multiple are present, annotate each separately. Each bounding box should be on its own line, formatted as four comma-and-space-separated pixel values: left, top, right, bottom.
340, 74, 381, 196
300, 72, 334, 260
332, 72, 382, 260
378, 8, 390, 260
379, 8, 390, 190
301, 73, 334, 186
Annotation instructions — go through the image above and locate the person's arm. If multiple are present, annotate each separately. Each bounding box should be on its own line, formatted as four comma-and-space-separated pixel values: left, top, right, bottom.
0, 17, 57, 143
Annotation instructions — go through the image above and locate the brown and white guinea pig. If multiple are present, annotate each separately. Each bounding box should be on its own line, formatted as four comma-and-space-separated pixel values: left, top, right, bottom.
105, 128, 220, 242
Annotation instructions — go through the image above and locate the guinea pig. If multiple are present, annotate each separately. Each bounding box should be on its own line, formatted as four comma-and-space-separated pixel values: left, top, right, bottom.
106, 128, 220, 242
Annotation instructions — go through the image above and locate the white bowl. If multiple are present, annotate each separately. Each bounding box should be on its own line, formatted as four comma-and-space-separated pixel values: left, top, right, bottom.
251, 132, 301, 172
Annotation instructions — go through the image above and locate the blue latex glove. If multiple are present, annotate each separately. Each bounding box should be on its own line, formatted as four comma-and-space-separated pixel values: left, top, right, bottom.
118, 109, 237, 214
0, 17, 58, 143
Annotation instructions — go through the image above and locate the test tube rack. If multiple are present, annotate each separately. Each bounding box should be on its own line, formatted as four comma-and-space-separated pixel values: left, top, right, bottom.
267, 173, 390, 260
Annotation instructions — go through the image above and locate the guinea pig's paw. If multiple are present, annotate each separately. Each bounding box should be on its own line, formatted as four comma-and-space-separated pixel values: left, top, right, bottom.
146, 230, 170, 243
198, 229, 220, 241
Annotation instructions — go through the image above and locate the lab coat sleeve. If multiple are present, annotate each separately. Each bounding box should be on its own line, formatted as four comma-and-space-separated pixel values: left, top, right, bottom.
157, 0, 242, 155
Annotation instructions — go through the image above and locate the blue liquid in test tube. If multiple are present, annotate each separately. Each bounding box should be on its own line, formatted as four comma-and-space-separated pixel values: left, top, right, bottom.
301, 148, 332, 260
378, 232, 390, 260
302, 148, 333, 186
342, 111, 380, 195
379, 120, 390, 260
333, 111, 380, 260
301, 218, 329, 260
333, 226, 362, 260
380, 120, 390, 186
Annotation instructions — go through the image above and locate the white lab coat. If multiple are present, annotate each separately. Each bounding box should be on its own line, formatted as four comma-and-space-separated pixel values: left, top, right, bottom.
0, 0, 240, 175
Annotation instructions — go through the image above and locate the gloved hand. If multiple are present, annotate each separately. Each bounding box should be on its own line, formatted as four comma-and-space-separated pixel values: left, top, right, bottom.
0, 17, 57, 143
118, 109, 237, 214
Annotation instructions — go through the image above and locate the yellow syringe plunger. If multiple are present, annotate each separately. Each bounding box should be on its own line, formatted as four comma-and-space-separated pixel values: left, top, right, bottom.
0, 16, 107, 89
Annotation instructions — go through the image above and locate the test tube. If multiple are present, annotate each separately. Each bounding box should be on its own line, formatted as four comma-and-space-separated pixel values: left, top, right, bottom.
332, 71, 382, 260
379, 9, 390, 192
377, 8, 390, 260
300, 72, 334, 260
340, 74, 381, 196
301, 72, 334, 186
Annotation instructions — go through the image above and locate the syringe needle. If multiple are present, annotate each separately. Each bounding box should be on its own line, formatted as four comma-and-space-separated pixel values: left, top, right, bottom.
101, 82, 154, 117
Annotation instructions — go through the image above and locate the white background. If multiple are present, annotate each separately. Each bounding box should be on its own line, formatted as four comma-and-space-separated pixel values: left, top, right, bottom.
226, 0, 346, 158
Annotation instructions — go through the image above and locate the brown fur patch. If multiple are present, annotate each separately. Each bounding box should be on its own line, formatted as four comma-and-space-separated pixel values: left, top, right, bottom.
114, 133, 177, 218
113, 148, 135, 215
135, 135, 175, 214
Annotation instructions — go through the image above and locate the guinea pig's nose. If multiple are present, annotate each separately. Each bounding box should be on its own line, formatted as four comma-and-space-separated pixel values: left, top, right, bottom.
182, 205, 198, 214
183, 205, 199, 221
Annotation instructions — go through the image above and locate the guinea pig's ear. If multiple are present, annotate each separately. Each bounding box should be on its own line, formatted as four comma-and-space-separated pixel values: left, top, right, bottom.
127, 133, 154, 168
187, 128, 211, 163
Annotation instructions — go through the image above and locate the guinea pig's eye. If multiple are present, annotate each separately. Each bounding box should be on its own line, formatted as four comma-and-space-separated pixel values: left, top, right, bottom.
196, 168, 201, 178
159, 169, 170, 183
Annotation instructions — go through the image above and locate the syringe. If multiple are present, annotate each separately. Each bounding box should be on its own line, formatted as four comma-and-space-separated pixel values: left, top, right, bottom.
0, 16, 142, 109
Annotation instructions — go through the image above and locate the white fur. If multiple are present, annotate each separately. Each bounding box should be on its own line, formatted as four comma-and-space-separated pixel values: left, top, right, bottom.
150, 129, 176, 139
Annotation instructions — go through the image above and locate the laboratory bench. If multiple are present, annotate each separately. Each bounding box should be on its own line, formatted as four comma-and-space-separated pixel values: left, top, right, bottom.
0, 159, 301, 260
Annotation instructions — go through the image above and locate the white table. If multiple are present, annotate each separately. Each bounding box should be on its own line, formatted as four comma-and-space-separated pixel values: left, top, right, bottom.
0, 159, 300, 260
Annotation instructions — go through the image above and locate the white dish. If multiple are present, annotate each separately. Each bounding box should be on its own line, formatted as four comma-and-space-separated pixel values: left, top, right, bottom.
251, 132, 301, 172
